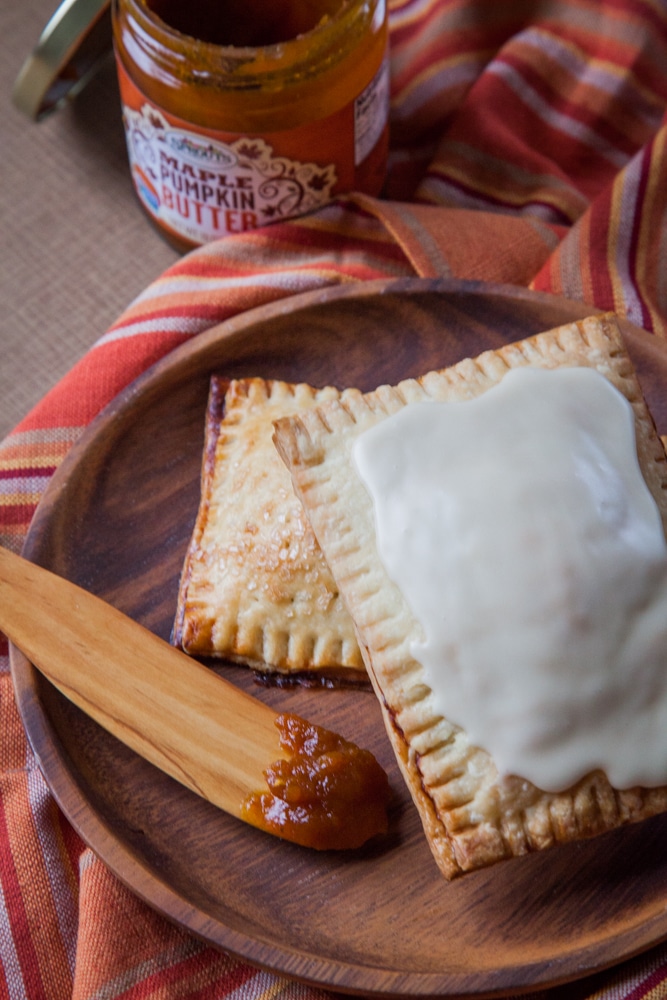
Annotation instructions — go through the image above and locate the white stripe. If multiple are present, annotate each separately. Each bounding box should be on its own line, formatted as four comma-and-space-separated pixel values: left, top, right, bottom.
521, 28, 663, 127
26, 768, 77, 978
117, 270, 316, 313
78, 848, 98, 876
222, 969, 284, 1000
388, 0, 441, 29
130, 275, 228, 305
0, 878, 29, 1000
430, 136, 587, 203
0, 469, 63, 492
129, 207, 395, 305
393, 58, 481, 120
98, 314, 210, 346
0, 476, 50, 498
524, 214, 565, 251
0, 427, 83, 450
129, 265, 346, 304
418, 174, 568, 223
103, 246, 408, 344
135, 273, 292, 300
488, 61, 629, 167
101, 271, 361, 345
613, 154, 645, 324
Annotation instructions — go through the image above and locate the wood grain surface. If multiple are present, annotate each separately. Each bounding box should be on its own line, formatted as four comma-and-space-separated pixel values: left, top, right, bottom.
0, 546, 289, 821
10, 278, 667, 998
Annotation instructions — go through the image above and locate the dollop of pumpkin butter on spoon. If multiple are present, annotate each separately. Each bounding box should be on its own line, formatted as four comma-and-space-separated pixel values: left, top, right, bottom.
242, 712, 391, 850
0, 546, 390, 851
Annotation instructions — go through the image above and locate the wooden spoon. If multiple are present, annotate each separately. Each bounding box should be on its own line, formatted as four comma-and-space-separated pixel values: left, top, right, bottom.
0, 545, 389, 848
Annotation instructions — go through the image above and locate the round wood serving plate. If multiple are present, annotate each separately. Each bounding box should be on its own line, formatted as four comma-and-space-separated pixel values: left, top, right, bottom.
10, 278, 667, 998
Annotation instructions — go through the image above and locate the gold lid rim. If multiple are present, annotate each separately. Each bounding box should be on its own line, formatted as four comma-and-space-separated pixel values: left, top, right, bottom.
12, 0, 112, 121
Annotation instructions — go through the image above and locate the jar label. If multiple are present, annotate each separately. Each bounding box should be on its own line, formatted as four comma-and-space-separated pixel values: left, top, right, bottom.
116, 56, 388, 246
122, 106, 338, 242
355, 55, 390, 165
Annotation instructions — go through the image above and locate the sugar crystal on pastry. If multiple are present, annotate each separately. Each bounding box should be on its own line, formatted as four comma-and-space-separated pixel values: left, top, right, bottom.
173, 377, 364, 680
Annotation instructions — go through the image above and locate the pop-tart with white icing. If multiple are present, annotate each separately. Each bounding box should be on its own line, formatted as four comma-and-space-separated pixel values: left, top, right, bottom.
273, 313, 667, 878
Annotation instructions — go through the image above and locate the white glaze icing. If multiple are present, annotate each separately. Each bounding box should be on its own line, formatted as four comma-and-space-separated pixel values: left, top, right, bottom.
353, 366, 667, 792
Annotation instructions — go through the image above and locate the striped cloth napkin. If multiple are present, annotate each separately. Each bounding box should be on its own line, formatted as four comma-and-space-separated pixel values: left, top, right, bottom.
2, 1, 667, 997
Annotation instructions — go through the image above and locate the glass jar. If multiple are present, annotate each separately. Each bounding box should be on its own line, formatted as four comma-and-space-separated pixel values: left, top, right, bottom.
112, 0, 389, 251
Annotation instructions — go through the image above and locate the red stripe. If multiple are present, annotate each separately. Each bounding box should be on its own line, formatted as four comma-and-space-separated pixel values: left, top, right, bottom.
498, 48, 645, 159
166, 208, 406, 262
117, 944, 255, 998
426, 165, 576, 225
109, 301, 234, 330
0, 467, 57, 481
0, 964, 11, 1000
0, 505, 37, 527
112, 293, 287, 334
108, 262, 409, 333
626, 963, 667, 998
0, 795, 49, 1000
184, 955, 260, 1000
12, 333, 189, 434
584, 187, 618, 311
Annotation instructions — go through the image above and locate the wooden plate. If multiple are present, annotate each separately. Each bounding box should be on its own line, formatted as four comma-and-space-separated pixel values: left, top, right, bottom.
11, 278, 667, 998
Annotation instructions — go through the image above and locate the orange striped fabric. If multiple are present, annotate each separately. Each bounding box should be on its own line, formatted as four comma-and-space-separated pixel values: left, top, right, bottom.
2, 1, 667, 998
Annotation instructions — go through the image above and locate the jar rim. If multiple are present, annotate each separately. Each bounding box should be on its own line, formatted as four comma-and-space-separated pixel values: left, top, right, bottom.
117, 0, 383, 87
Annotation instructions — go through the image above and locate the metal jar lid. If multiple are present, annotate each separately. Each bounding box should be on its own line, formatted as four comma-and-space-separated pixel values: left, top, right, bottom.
12, 0, 112, 121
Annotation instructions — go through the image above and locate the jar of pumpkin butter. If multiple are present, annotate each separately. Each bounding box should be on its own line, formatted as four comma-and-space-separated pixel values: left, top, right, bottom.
112, 0, 389, 250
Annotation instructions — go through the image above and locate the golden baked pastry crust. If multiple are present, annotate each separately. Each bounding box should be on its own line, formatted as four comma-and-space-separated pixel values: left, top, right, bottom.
273, 314, 667, 878
173, 376, 364, 680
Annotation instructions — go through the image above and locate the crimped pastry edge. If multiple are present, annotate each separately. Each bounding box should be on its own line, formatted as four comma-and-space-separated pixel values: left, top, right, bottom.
273, 313, 667, 877
173, 376, 365, 679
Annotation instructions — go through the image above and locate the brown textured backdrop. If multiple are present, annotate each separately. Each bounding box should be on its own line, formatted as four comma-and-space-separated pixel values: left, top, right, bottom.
1, 0, 179, 441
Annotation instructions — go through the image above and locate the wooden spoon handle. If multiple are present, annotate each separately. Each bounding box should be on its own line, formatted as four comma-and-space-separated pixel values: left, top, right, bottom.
0, 545, 281, 817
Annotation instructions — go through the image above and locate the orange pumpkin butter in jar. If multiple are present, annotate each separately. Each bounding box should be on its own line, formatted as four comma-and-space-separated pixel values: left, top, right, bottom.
112, 0, 389, 251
